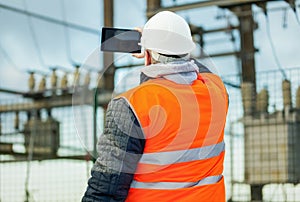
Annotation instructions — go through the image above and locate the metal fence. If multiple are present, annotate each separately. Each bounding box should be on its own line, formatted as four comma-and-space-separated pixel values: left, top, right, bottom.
225, 67, 300, 201
1, 66, 300, 202
0, 87, 102, 201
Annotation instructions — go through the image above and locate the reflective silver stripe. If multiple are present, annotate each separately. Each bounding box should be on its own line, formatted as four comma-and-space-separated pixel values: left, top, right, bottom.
139, 141, 225, 165
130, 175, 222, 189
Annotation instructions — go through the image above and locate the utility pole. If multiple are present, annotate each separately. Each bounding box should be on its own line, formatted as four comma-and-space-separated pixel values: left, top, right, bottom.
232, 4, 257, 89
230, 4, 261, 201
147, 0, 161, 18
103, 0, 114, 91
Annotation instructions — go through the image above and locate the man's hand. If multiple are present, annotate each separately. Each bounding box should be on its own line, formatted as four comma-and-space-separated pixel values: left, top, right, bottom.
132, 27, 144, 59
132, 52, 145, 59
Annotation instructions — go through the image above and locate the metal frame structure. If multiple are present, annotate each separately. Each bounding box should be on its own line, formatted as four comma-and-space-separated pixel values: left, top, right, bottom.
0, 1, 299, 201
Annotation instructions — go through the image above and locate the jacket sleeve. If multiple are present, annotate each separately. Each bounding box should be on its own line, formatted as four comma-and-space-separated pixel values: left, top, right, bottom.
82, 98, 145, 202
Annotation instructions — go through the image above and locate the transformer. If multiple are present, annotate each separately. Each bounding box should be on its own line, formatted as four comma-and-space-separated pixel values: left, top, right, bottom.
24, 117, 60, 156
244, 110, 300, 185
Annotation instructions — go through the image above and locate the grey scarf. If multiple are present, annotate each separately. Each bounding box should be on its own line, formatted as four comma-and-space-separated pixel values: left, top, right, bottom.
140, 60, 199, 85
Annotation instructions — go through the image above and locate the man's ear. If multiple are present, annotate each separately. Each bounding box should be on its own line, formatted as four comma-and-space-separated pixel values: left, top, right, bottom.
145, 50, 151, 66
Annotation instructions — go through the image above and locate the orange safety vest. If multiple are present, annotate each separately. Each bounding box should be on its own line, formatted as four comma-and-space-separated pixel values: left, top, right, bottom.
116, 73, 228, 202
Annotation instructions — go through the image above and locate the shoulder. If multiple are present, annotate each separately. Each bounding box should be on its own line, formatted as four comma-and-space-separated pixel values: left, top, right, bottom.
115, 80, 166, 101
190, 58, 212, 73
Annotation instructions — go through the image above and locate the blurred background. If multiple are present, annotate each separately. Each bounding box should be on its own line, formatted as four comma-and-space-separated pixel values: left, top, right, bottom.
0, 0, 300, 201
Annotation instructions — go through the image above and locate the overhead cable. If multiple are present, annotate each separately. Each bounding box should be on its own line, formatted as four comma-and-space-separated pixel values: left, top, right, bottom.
1, 2, 297, 34
226, 16, 242, 83
285, 0, 300, 26
223, 80, 241, 88
60, 1, 102, 72
295, 7, 300, 25
220, 4, 300, 19
0, 41, 20, 70
265, 12, 288, 80
23, 0, 48, 68
0, 3, 99, 35
0, 39, 45, 74
60, 0, 79, 67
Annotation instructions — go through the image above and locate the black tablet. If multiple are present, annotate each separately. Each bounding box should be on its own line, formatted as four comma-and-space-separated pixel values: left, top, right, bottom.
101, 27, 141, 53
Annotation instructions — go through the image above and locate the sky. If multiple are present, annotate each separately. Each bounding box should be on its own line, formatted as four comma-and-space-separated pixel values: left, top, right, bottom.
0, 0, 146, 93
0, 0, 300, 93
0, 0, 300, 201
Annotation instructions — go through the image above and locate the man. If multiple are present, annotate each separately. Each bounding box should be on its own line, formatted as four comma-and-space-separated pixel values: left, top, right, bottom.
82, 11, 228, 202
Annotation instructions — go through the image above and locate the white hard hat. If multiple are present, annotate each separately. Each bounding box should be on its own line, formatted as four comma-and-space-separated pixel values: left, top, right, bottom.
140, 11, 196, 55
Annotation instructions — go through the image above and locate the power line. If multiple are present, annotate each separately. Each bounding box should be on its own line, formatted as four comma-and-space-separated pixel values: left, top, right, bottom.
226, 16, 242, 82
293, 2, 300, 26
0, 3, 99, 35
216, 2, 300, 20
284, 0, 300, 26
0, 39, 32, 75
0, 37, 43, 74
60, 0, 79, 66
0, 2, 100, 72
265, 12, 288, 79
23, 0, 48, 68
0, 42, 19, 70
59, 0, 103, 72
223, 80, 241, 88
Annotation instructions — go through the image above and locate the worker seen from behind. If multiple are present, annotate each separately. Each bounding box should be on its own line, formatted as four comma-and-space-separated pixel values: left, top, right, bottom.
82, 11, 228, 202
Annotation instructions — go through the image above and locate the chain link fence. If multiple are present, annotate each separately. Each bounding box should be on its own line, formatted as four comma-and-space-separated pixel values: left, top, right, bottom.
1, 66, 300, 201
225, 67, 300, 201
